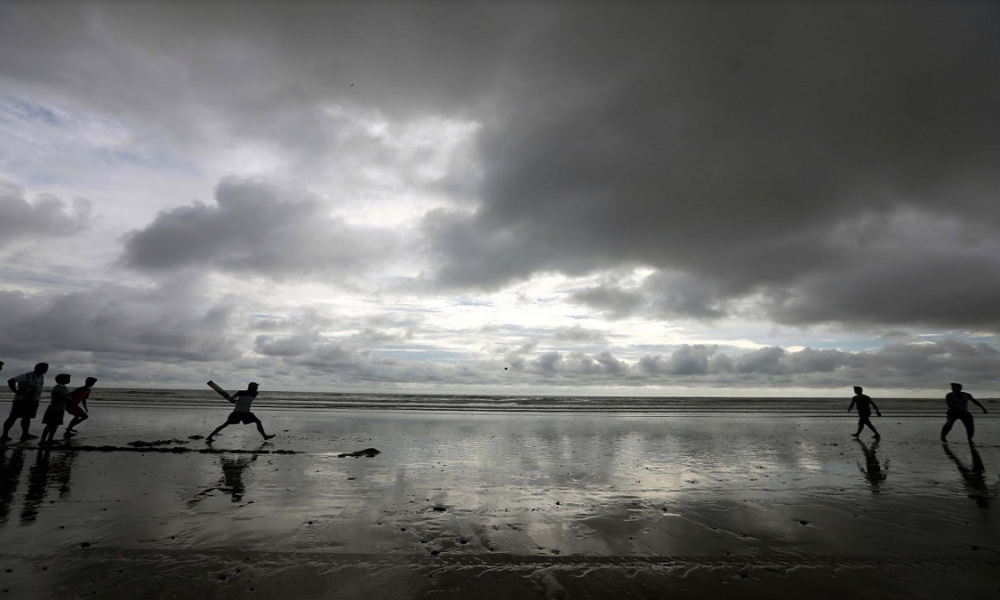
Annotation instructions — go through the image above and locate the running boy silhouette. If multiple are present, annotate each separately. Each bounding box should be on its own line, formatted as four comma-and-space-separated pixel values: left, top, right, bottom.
64, 377, 97, 437
206, 382, 275, 442
848, 385, 881, 438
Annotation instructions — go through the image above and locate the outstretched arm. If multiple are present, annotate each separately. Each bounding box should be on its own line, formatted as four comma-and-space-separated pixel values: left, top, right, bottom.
970, 396, 987, 414
870, 400, 882, 416
847, 399, 856, 412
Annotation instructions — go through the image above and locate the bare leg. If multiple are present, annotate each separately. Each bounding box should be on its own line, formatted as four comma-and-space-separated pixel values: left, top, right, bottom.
254, 419, 275, 440
20, 418, 36, 441
960, 412, 975, 441
40, 425, 56, 446
65, 413, 88, 434
941, 412, 959, 441
0, 414, 15, 441
206, 422, 229, 441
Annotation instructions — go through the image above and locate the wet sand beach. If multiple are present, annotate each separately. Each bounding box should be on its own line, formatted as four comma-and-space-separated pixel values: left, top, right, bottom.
0, 401, 998, 599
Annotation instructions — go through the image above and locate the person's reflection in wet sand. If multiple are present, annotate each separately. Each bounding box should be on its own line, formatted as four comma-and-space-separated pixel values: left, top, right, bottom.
16, 449, 78, 525
0, 448, 27, 526
189, 445, 264, 506
220, 453, 258, 503
52, 449, 76, 499
943, 442, 996, 509
20, 448, 52, 523
855, 437, 888, 493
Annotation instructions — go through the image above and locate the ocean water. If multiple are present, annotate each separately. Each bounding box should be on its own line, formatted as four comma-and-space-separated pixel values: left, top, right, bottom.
94, 388, 955, 416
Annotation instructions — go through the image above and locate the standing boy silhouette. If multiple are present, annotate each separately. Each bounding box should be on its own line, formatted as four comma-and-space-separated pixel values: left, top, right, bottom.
2, 363, 49, 443
941, 383, 987, 442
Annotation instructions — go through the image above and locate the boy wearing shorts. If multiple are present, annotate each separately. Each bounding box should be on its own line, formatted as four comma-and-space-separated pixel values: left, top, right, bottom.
2, 362, 48, 443
64, 377, 98, 437
206, 382, 275, 442
40, 373, 72, 446
848, 385, 882, 438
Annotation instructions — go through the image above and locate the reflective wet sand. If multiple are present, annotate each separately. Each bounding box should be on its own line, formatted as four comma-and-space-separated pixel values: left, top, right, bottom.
0, 407, 997, 598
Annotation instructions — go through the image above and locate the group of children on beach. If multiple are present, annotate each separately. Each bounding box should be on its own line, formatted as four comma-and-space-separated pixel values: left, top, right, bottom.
0, 361, 273, 445
0, 359, 991, 447
0, 362, 97, 445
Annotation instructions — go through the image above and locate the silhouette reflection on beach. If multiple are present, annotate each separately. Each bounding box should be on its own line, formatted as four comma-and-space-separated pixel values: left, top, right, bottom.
219, 453, 257, 502
0, 447, 78, 526
0, 448, 27, 526
942, 442, 995, 510
855, 438, 888, 494
190, 445, 264, 506
20, 449, 52, 523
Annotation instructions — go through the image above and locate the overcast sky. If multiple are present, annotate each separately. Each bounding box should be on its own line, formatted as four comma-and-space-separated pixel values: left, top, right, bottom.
2, 1, 999, 396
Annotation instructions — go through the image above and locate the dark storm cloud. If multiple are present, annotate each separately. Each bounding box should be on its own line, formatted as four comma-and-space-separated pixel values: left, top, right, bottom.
122, 178, 397, 277
639, 345, 732, 376
422, 2, 1000, 330
570, 285, 645, 319
0, 181, 91, 243
0, 278, 238, 365
571, 271, 741, 321
764, 233, 1000, 328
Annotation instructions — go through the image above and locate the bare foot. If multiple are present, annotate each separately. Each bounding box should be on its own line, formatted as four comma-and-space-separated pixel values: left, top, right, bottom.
263, 434, 276, 440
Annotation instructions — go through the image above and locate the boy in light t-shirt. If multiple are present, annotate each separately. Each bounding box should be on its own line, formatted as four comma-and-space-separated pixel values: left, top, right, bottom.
206, 382, 275, 442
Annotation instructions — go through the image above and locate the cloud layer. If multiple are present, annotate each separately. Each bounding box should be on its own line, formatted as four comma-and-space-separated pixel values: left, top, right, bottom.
0, 182, 91, 244
121, 178, 398, 278
421, 3, 1000, 330
2, 2, 1000, 392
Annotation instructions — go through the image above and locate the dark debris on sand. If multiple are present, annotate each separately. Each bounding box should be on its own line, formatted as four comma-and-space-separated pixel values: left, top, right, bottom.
337, 448, 381, 458
23, 444, 300, 455
127, 439, 189, 448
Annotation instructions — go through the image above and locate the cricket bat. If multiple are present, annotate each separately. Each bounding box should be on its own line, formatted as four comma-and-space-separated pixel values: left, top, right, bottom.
206, 380, 231, 400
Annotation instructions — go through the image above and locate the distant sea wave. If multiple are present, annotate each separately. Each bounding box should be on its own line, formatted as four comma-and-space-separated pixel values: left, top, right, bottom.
89, 389, 956, 416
